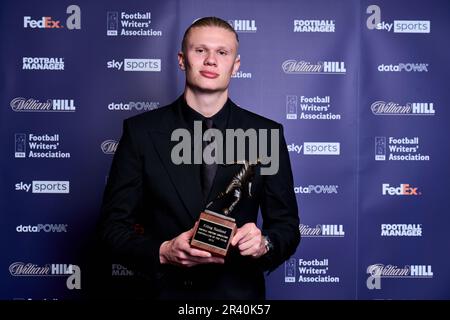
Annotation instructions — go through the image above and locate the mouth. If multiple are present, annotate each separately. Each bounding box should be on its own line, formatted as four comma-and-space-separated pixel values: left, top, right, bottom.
200, 71, 219, 79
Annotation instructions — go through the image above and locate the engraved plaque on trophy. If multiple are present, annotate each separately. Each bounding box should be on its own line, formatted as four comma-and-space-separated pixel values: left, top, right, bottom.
191, 160, 258, 257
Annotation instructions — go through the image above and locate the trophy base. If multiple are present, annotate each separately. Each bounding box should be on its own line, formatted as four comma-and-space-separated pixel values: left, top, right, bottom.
190, 210, 237, 257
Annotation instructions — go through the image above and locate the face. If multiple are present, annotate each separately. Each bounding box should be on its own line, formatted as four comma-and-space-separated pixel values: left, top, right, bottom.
178, 26, 240, 93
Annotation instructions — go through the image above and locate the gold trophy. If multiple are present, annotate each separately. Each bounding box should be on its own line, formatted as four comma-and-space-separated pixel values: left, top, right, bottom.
191, 160, 259, 256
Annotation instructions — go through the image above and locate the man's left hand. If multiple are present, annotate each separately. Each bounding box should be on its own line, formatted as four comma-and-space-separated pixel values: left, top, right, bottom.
231, 223, 267, 258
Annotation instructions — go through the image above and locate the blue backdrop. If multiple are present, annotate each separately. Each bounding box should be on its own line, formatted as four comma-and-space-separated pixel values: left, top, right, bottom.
1, 0, 449, 300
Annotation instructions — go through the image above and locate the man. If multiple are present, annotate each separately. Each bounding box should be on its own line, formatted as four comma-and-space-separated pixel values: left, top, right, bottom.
99, 17, 300, 300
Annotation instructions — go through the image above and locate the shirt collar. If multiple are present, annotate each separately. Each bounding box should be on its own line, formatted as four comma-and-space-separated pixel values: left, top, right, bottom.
180, 97, 230, 131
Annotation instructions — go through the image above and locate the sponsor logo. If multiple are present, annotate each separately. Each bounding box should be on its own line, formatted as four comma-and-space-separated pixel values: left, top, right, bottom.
227, 19, 257, 32
282, 60, 346, 74
367, 264, 433, 289
11, 98, 75, 112
371, 101, 435, 116
286, 95, 340, 120
375, 136, 430, 161
22, 57, 64, 71
15, 181, 70, 194
108, 101, 160, 111
14, 133, 71, 159
378, 63, 429, 72
112, 264, 134, 276
107, 11, 162, 37
24, 5, 81, 30
287, 142, 340, 155
294, 20, 335, 32
381, 224, 422, 237
9, 262, 81, 289
107, 59, 161, 72
285, 258, 296, 282
286, 258, 340, 283
294, 185, 338, 194
16, 224, 68, 233
382, 183, 421, 196
366, 5, 430, 33
101, 140, 118, 154
299, 224, 345, 237
303, 142, 340, 155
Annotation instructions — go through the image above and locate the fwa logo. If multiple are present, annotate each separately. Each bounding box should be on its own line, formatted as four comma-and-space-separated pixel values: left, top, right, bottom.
366, 5, 430, 33
367, 264, 433, 289
284, 258, 296, 282
285, 258, 340, 284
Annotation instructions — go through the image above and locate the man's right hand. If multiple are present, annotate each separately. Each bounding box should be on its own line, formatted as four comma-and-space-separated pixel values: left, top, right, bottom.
159, 223, 225, 267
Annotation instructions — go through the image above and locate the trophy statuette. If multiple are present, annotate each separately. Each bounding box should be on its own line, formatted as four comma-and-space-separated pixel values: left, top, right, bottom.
190, 160, 259, 256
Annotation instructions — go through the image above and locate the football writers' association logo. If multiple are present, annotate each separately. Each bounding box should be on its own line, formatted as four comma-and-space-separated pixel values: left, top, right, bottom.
285, 258, 296, 282
286, 95, 298, 119
375, 136, 386, 160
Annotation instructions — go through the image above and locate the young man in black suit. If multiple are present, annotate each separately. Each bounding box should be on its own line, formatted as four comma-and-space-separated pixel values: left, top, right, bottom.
99, 17, 300, 300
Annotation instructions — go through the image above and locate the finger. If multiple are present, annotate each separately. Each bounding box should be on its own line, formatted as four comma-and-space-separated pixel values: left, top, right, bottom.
187, 248, 212, 258
183, 222, 198, 239
238, 237, 259, 251
231, 224, 253, 246
240, 245, 260, 257
184, 255, 225, 265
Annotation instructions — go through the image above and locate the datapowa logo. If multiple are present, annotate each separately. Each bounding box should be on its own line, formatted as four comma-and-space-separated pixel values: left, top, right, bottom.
294, 185, 339, 194
16, 224, 68, 233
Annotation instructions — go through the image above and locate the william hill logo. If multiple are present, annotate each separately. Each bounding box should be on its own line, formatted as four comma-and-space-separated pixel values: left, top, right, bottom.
299, 224, 345, 237
367, 264, 433, 290
282, 60, 346, 74
228, 19, 257, 32
101, 140, 118, 154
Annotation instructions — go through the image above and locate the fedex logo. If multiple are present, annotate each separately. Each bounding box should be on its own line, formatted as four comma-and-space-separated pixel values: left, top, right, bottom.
24, 16, 62, 28
382, 183, 421, 196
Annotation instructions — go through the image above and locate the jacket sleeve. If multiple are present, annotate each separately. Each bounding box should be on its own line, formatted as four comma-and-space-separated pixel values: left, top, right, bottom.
97, 119, 164, 278
258, 123, 300, 272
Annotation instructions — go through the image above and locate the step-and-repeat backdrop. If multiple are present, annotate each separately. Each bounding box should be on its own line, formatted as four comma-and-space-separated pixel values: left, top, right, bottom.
1, 0, 449, 300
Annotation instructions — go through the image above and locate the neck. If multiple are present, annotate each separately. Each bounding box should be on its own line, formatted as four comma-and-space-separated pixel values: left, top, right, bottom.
184, 87, 228, 118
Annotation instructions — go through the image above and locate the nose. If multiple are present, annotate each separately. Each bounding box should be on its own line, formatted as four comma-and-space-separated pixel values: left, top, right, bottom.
204, 52, 217, 66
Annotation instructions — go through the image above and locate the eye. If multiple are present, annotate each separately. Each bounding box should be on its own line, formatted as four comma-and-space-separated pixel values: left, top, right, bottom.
218, 50, 228, 56
195, 48, 205, 54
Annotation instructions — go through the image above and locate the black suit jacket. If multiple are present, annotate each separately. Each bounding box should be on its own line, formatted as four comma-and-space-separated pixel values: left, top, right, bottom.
99, 97, 300, 300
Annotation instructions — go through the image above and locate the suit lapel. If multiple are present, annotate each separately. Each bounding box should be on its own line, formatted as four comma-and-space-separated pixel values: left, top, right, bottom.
147, 99, 204, 220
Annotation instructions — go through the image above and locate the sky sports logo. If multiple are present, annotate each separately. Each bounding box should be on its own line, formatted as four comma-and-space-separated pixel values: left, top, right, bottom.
366, 5, 430, 33
107, 59, 161, 71
15, 181, 70, 194
288, 142, 340, 155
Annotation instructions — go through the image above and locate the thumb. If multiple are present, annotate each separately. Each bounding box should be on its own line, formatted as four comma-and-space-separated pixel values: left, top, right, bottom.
184, 221, 198, 239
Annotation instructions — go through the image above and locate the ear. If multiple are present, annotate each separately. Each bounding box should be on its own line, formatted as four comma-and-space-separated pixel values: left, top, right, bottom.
232, 54, 240, 75
178, 51, 186, 71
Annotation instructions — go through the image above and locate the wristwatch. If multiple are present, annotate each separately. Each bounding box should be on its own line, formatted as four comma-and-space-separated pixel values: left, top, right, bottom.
263, 235, 273, 253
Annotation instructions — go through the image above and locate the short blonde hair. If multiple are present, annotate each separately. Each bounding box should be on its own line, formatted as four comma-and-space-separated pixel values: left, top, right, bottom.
181, 16, 239, 53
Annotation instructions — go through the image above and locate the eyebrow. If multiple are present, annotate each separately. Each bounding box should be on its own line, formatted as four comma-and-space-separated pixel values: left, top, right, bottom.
191, 44, 234, 51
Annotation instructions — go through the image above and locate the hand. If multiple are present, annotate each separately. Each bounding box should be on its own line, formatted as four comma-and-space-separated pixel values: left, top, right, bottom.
159, 223, 225, 267
231, 223, 267, 258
